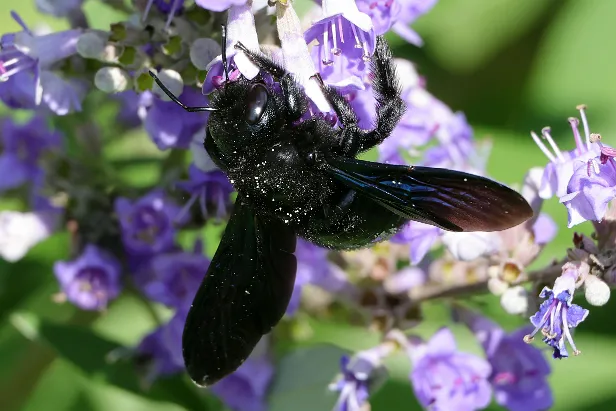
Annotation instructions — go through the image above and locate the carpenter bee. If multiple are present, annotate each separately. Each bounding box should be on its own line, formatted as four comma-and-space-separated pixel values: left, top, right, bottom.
149, 28, 532, 387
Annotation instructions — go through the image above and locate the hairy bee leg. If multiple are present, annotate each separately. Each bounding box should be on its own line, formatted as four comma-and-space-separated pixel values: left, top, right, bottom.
235, 42, 307, 120
357, 36, 406, 150
310, 73, 358, 127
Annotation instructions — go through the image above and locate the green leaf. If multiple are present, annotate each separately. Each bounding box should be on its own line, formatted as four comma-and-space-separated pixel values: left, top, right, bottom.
268, 344, 349, 411
11, 313, 209, 411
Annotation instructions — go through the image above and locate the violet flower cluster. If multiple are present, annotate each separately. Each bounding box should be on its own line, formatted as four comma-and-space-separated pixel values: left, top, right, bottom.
2, 1, 615, 411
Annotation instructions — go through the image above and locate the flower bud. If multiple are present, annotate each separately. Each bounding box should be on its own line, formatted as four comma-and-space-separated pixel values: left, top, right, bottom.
77, 31, 107, 59
442, 231, 501, 261
500, 285, 528, 315
584, 275, 610, 306
190, 38, 221, 70
151, 69, 183, 101
487, 277, 509, 296
94, 67, 131, 93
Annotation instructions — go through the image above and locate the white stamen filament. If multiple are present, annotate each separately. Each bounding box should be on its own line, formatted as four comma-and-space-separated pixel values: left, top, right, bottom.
561, 308, 581, 355
142, 0, 155, 23
350, 23, 362, 49
541, 128, 565, 161
165, 0, 182, 29
577, 105, 591, 150
330, 20, 340, 55
0, 60, 33, 81
321, 28, 332, 65
568, 117, 584, 155
358, 30, 370, 61
550, 301, 561, 335
530, 131, 557, 163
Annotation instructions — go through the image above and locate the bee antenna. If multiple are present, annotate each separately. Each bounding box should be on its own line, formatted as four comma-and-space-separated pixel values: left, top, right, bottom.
221, 24, 230, 82
148, 71, 217, 112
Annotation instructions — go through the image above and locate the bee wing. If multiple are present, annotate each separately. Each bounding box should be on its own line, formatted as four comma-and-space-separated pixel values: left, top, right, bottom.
324, 156, 532, 232
182, 196, 296, 386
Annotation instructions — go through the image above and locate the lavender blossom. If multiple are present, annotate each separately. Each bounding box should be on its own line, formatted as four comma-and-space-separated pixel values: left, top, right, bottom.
356, 0, 401, 35
560, 154, 616, 227
203, 3, 261, 94
195, 0, 247, 12
140, 87, 209, 150
390, 221, 442, 264
134, 248, 209, 309
136, 309, 186, 383
532, 105, 601, 199
114, 189, 184, 256
330, 345, 390, 411
287, 239, 350, 315
142, 0, 186, 29
305, 0, 375, 90
456, 307, 553, 411
210, 355, 274, 411
524, 262, 589, 358
391, 0, 438, 46
409, 328, 492, 411
0, 12, 84, 114
0, 116, 62, 193
53, 245, 122, 311
176, 164, 234, 221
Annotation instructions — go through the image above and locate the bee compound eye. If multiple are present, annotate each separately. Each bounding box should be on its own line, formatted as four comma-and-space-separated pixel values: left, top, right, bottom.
245, 84, 269, 125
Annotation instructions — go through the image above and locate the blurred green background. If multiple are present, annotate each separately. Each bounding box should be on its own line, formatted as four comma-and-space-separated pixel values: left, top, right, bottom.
2, 0, 616, 410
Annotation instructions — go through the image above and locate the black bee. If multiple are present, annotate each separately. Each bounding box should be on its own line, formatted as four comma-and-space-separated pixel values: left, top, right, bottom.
150, 30, 532, 387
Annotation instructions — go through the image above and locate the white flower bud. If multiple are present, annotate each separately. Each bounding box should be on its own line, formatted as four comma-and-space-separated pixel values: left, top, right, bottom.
442, 231, 501, 261
0, 211, 54, 262
77, 32, 107, 59
151, 69, 183, 102
94, 67, 131, 93
584, 275, 611, 306
487, 277, 509, 296
190, 38, 221, 70
500, 285, 528, 315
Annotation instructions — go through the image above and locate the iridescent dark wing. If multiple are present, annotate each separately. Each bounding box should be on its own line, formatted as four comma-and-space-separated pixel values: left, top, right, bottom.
324, 156, 533, 232
182, 196, 296, 386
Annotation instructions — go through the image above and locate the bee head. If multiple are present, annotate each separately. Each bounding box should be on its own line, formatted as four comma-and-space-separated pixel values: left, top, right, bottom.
206, 76, 286, 155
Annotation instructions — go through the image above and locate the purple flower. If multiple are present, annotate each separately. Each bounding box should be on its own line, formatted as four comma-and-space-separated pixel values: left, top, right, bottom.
53, 244, 122, 310
203, 3, 261, 94
390, 221, 442, 264
0, 12, 84, 114
357, 0, 402, 35
134, 248, 209, 309
0, 116, 62, 193
115, 189, 184, 256
391, 0, 438, 46
136, 309, 186, 383
532, 212, 558, 245
210, 355, 274, 411
36, 0, 84, 17
113, 90, 150, 128
305, 0, 375, 90
176, 164, 234, 221
330, 346, 389, 411
143, 0, 186, 29
560, 158, 616, 227
287, 239, 350, 315
409, 328, 492, 411
140, 87, 209, 150
456, 307, 553, 411
194, 0, 247, 12
524, 262, 589, 359
532, 106, 601, 199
